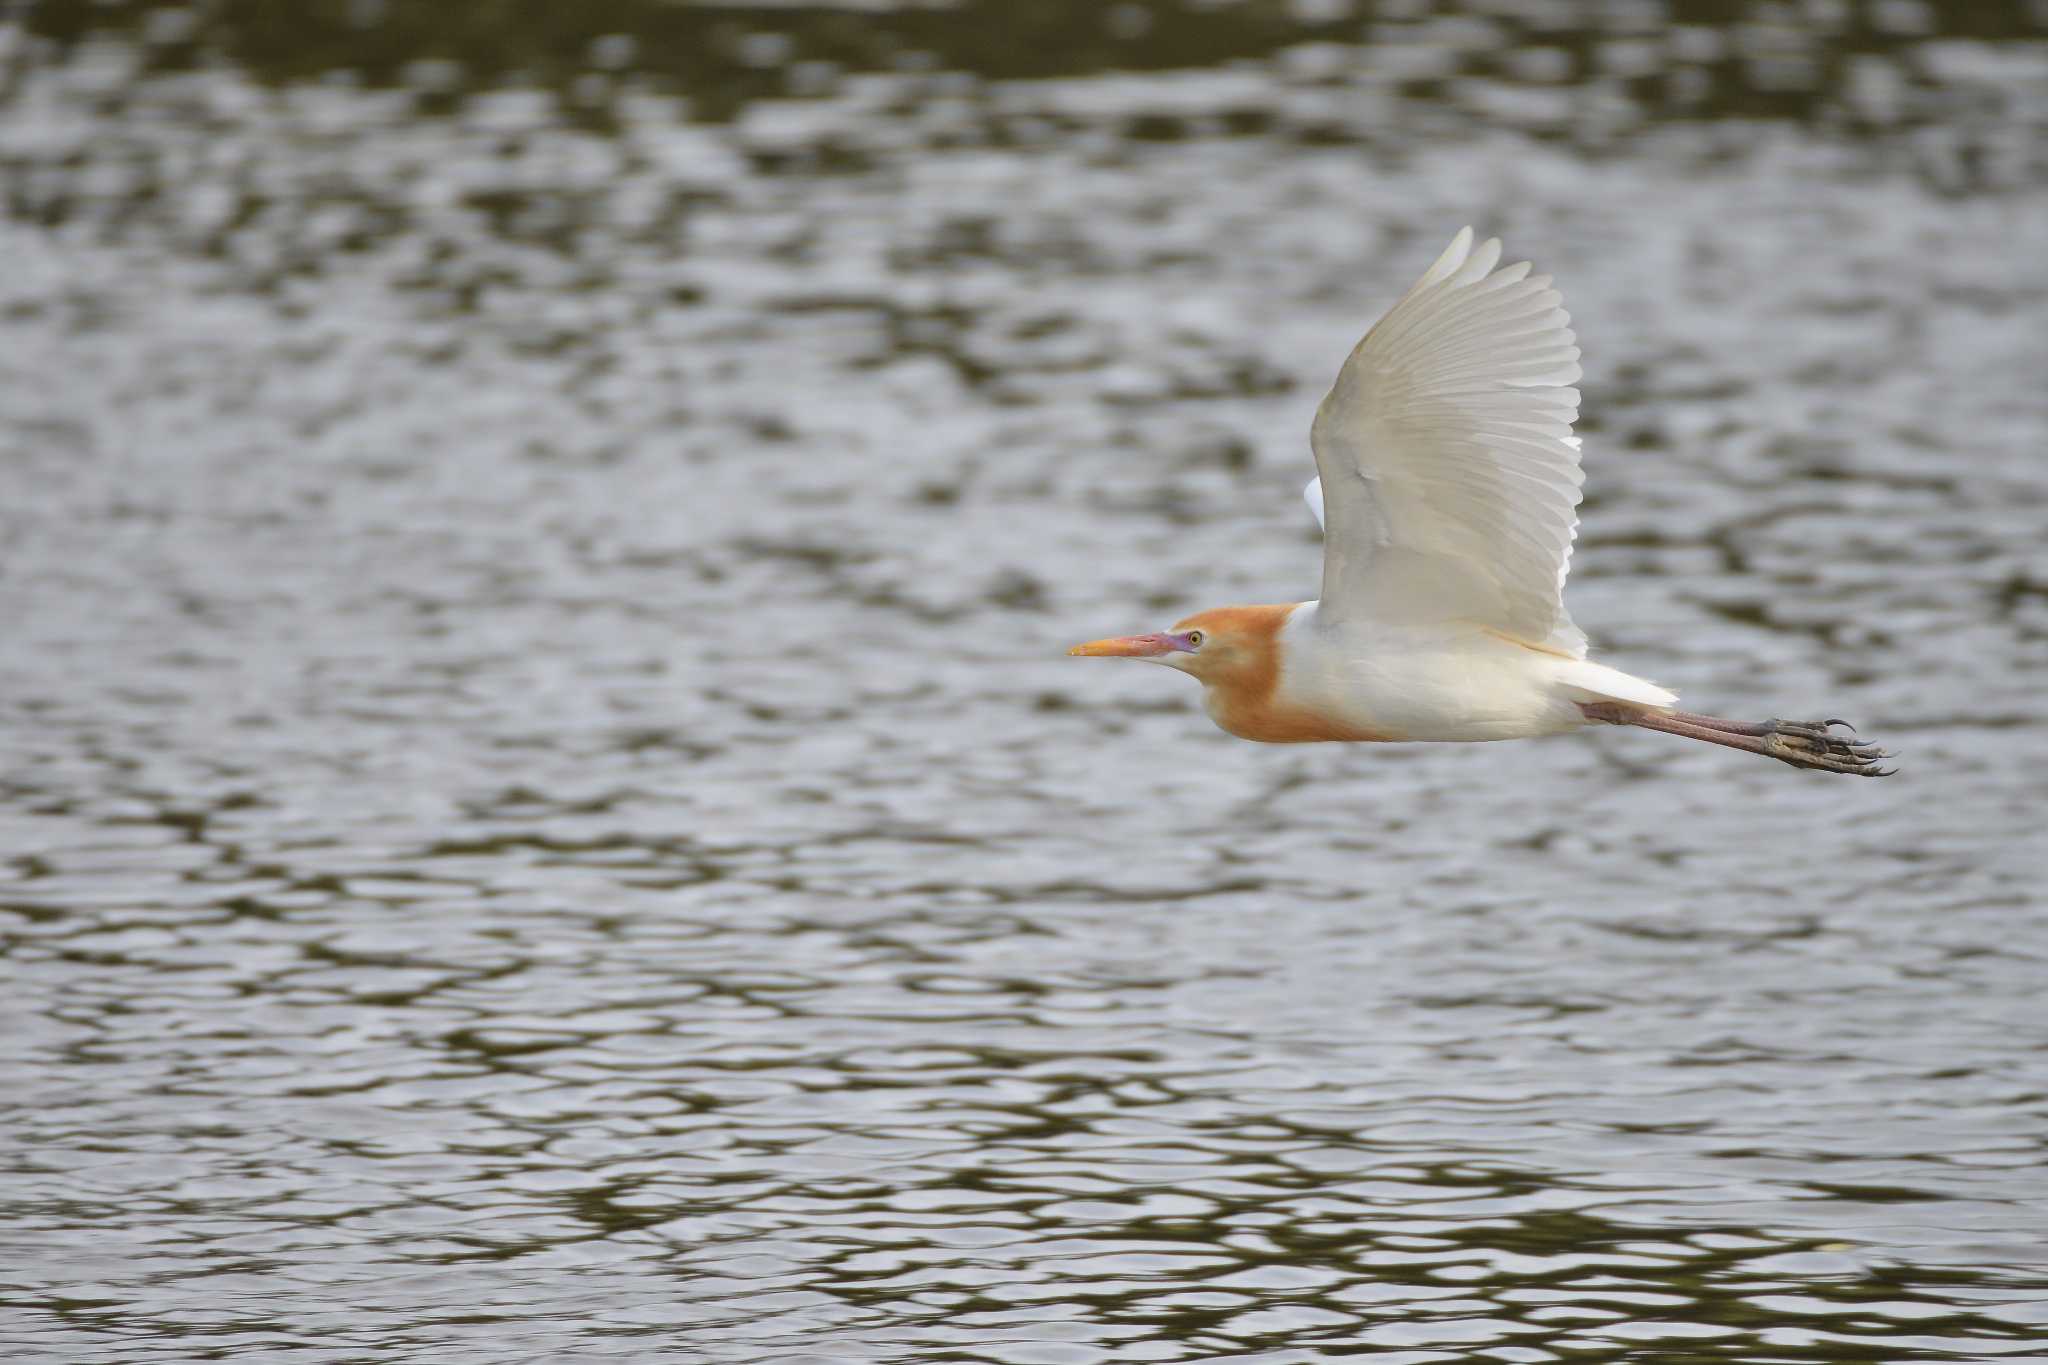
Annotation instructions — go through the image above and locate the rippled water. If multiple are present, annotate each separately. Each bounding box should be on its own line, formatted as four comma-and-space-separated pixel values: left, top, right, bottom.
4, 3, 2048, 1359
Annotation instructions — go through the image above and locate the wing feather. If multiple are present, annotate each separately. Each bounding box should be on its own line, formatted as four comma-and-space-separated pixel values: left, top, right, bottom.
1306, 228, 1589, 654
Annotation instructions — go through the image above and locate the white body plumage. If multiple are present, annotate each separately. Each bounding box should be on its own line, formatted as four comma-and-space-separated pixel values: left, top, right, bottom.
1271, 600, 1674, 743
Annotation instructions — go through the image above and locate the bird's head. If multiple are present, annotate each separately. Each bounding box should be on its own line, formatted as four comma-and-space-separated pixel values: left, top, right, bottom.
1066, 605, 1287, 688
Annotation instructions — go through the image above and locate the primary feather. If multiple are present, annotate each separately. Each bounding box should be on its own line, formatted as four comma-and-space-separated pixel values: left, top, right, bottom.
1305, 225, 1589, 656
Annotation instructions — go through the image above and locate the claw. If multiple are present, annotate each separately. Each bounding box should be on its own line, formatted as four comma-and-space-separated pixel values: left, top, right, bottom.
1759, 728, 1895, 776
1767, 719, 1881, 763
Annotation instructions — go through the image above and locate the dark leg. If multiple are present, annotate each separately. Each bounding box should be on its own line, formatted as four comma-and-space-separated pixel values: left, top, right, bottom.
1580, 703, 1894, 777
1663, 710, 1860, 743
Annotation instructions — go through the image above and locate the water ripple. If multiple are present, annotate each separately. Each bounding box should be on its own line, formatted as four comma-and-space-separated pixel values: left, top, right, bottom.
4, 3, 2047, 1360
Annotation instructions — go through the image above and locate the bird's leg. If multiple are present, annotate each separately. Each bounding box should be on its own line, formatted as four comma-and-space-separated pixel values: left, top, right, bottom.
1659, 710, 1878, 760
1579, 703, 1894, 777
1661, 709, 1857, 741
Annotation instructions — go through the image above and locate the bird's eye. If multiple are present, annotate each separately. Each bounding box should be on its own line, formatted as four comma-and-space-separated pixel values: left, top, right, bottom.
1185, 630, 1204, 647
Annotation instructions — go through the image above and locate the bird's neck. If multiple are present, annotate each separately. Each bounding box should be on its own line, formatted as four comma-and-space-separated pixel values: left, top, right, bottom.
1197, 602, 1386, 743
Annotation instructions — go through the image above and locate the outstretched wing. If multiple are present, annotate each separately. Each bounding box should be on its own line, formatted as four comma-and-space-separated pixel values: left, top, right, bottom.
1306, 227, 1588, 655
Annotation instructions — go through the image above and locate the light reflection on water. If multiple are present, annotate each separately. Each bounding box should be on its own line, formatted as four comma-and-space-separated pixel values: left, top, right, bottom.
2, 2, 2047, 1360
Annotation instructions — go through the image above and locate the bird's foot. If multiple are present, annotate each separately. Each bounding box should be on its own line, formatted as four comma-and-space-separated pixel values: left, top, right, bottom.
1760, 720, 1895, 776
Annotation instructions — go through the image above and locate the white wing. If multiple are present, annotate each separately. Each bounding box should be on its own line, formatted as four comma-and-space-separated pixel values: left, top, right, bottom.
1303, 475, 1325, 531
1306, 227, 1588, 656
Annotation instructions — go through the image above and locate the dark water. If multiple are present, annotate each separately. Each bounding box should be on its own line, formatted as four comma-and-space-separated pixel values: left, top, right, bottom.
4, 2, 2048, 1360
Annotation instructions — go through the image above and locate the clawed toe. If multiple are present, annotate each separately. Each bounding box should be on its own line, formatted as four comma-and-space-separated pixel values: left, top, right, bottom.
1768, 719, 1880, 761
1761, 728, 1895, 776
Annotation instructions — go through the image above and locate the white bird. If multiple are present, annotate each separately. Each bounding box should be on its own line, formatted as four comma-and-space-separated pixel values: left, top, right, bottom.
1069, 227, 1892, 776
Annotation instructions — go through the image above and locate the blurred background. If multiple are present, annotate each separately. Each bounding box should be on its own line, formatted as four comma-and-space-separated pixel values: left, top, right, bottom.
3, 1, 2047, 1360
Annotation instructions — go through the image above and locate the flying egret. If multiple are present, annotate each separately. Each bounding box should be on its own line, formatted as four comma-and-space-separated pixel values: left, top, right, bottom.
1069, 228, 1892, 776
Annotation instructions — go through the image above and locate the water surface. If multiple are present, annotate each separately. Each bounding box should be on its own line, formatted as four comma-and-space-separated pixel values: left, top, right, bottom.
3, 3, 2047, 1359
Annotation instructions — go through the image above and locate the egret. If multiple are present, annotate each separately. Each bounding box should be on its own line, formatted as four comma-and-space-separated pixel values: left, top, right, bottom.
1069, 228, 1892, 776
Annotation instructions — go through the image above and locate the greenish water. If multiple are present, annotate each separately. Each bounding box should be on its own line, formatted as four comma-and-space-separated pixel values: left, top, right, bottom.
3, 2, 2046, 1360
